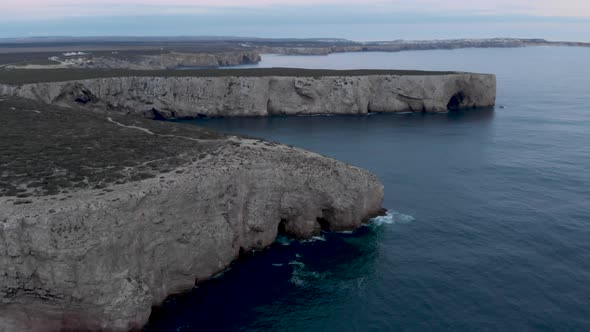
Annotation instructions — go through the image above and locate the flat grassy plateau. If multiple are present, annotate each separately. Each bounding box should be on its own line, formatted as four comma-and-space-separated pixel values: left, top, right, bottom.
0, 68, 458, 85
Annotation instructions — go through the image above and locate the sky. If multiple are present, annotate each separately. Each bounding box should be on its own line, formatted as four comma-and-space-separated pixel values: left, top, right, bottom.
1, 0, 590, 41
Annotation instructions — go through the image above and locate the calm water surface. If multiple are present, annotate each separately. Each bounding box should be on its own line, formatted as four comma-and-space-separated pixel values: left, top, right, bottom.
145, 47, 590, 331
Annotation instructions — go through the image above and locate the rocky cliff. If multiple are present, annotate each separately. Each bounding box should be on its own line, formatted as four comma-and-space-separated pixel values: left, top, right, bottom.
115, 51, 262, 69
0, 72, 496, 119
2, 51, 262, 70
0, 97, 384, 331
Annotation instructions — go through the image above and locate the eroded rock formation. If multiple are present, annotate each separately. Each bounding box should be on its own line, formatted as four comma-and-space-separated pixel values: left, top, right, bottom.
2, 51, 262, 70
0, 97, 383, 331
130, 51, 262, 69
0, 72, 496, 119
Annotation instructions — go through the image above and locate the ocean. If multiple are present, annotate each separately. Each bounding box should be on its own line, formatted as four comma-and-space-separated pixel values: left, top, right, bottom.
144, 46, 590, 331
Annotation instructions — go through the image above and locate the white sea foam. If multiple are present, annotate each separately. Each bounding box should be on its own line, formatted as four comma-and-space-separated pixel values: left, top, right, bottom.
299, 235, 327, 243
288, 260, 328, 287
272, 263, 284, 267
276, 234, 326, 246
212, 267, 232, 279
288, 261, 305, 266
299, 113, 335, 117
275, 235, 295, 246
370, 210, 415, 226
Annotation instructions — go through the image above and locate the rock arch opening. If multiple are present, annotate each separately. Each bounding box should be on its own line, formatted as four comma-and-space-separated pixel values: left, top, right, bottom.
316, 217, 331, 232
447, 91, 466, 110
277, 218, 288, 236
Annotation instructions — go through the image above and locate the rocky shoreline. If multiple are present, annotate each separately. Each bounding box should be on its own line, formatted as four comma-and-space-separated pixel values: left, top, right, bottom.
0, 97, 384, 331
0, 37, 590, 70
1, 37, 588, 70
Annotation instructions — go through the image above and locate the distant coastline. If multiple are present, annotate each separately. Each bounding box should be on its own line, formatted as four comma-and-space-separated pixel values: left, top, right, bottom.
258, 38, 590, 56
0, 37, 589, 70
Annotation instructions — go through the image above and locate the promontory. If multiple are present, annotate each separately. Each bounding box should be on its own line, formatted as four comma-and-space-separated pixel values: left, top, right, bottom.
0, 68, 496, 119
0, 97, 384, 331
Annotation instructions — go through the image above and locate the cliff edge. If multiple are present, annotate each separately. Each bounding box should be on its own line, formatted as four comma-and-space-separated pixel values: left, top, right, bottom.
0, 97, 384, 331
0, 68, 496, 119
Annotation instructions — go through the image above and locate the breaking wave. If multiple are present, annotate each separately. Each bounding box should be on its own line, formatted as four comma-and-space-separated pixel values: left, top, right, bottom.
288, 261, 328, 287
275, 234, 327, 246
275, 210, 413, 246
370, 210, 415, 226
297, 113, 335, 117
275, 235, 295, 246
301, 235, 327, 243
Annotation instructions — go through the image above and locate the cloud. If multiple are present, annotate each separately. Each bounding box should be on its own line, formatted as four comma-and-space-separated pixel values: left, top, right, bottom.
2, 0, 590, 20
1, 0, 589, 39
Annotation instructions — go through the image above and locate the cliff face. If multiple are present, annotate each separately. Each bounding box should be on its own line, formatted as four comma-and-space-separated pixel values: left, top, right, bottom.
0, 97, 383, 331
2, 51, 262, 70
0, 73, 496, 119
258, 45, 364, 55
134, 51, 262, 69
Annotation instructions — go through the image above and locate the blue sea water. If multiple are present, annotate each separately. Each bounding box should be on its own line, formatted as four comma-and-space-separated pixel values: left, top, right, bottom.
144, 47, 590, 331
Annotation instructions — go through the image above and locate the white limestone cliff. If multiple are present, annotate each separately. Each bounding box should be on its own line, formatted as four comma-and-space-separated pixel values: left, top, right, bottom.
0, 73, 496, 119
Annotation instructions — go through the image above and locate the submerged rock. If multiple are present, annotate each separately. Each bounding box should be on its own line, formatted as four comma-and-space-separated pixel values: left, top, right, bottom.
0, 97, 383, 331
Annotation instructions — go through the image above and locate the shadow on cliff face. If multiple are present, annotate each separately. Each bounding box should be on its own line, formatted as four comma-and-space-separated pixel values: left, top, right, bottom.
54, 82, 99, 106
178, 106, 496, 139
143, 227, 381, 331
447, 91, 466, 110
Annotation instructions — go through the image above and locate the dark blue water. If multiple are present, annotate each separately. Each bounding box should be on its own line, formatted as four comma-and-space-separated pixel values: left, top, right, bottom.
144, 47, 590, 331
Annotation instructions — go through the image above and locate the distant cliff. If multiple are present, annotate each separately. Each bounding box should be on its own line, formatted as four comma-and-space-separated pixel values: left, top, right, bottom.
121, 51, 261, 69
1, 37, 589, 70
259, 38, 590, 56
0, 71, 496, 118
3, 51, 262, 70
